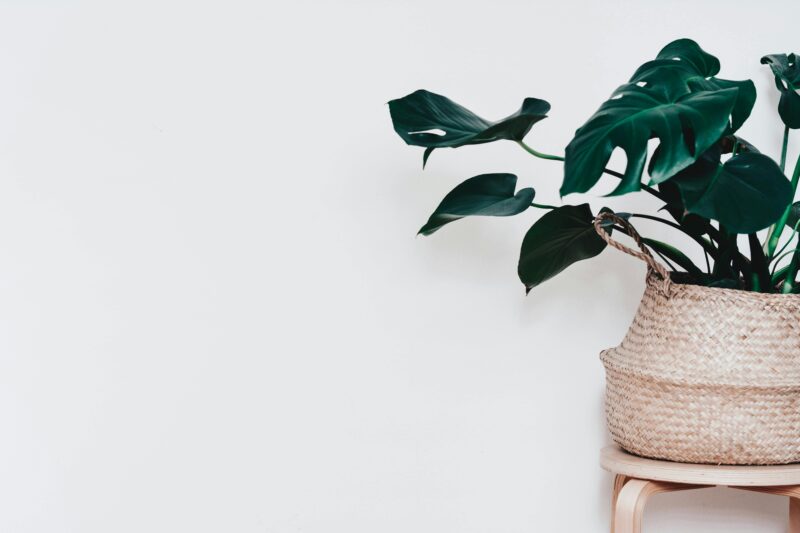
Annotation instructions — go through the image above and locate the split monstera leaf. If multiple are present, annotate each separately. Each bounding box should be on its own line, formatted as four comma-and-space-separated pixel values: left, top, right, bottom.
388, 39, 800, 293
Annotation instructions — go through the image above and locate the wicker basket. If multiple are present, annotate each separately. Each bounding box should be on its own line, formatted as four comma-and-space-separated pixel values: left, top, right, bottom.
594, 213, 800, 465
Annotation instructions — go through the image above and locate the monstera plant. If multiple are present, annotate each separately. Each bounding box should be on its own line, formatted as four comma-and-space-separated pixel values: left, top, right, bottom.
388, 39, 800, 293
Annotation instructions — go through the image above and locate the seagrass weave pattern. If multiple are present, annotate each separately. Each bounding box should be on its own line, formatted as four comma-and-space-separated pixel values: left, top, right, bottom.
594, 213, 800, 465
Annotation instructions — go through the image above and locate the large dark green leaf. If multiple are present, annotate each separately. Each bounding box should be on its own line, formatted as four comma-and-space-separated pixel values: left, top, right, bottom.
762, 53, 800, 128
652, 38, 720, 76
418, 173, 535, 235
517, 204, 607, 293
388, 90, 550, 167
629, 39, 719, 98
687, 77, 755, 134
671, 149, 792, 233
562, 87, 737, 196
631, 39, 755, 132
562, 39, 748, 197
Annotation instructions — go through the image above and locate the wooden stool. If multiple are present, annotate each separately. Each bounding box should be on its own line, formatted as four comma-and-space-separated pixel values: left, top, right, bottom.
601, 446, 800, 533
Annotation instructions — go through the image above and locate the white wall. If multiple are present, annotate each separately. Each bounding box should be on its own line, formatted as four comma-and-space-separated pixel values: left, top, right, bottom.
0, 0, 796, 531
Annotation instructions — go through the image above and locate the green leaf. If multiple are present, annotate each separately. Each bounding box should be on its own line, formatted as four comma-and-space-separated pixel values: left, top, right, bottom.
711, 228, 739, 280
562, 39, 747, 197
773, 263, 794, 286
720, 134, 760, 154
786, 201, 800, 229
687, 77, 755, 134
709, 278, 740, 289
562, 87, 737, 196
653, 38, 720, 76
671, 149, 793, 233
517, 204, 607, 293
761, 53, 800, 128
640, 238, 703, 277
748, 233, 771, 292
418, 173, 535, 235
631, 40, 754, 133
388, 90, 550, 165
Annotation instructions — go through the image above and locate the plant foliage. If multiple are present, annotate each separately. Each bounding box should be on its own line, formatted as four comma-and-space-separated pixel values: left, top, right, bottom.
388, 39, 800, 294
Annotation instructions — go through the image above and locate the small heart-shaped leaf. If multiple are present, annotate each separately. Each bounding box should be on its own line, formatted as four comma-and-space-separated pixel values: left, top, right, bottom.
762, 53, 800, 128
419, 173, 535, 235
517, 204, 607, 293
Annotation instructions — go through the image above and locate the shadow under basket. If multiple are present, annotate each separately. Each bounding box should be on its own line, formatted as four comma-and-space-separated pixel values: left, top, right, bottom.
594, 213, 800, 465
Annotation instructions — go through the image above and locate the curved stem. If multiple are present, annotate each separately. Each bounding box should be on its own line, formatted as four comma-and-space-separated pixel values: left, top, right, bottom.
530, 202, 557, 210
630, 213, 717, 258
771, 248, 797, 277
766, 134, 799, 258
653, 249, 678, 272
782, 252, 800, 293
630, 213, 683, 231
774, 219, 800, 259
781, 125, 790, 172
516, 141, 667, 202
516, 141, 564, 161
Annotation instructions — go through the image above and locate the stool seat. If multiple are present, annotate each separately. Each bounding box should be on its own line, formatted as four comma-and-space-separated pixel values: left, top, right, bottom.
601, 445, 800, 486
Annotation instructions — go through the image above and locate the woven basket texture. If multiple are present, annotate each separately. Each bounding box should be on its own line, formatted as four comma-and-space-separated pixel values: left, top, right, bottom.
603, 273, 800, 465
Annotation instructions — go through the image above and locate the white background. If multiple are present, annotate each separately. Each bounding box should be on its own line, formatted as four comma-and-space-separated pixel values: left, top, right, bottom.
0, 0, 797, 531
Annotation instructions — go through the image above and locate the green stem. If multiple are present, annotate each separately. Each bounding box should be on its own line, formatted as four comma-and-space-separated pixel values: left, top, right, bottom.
774, 219, 800, 259
771, 247, 796, 277
694, 221, 750, 274
630, 213, 717, 258
782, 252, 800, 293
652, 249, 678, 272
629, 213, 683, 232
781, 125, 790, 172
517, 141, 565, 161
778, 158, 800, 291
516, 141, 667, 202
766, 129, 797, 258
530, 202, 558, 210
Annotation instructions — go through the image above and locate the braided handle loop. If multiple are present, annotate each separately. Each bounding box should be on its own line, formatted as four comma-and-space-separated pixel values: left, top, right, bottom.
593, 212, 672, 295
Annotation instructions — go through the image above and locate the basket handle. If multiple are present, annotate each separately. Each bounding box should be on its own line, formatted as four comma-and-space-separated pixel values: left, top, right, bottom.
593, 212, 672, 294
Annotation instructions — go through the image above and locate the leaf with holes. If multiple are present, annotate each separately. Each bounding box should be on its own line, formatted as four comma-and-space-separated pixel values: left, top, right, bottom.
630, 39, 755, 133
762, 53, 800, 128
388, 90, 550, 167
517, 204, 608, 293
562, 39, 745, 197
670, 149, 792, 233
418, 173, 535, 235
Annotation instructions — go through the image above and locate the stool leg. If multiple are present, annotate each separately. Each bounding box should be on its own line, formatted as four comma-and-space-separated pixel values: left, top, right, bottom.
613, 479, 652, 533
735, 485, 800, 533
611, 475, 629, 532
612, 479, 699, 533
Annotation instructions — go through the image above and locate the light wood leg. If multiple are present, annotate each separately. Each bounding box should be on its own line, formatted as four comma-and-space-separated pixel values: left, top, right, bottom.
612, 478, 703, 533
736, 485, 800, 533
611, 475, 629, 532
613, 479, 653, 533
790, 497, 800, 533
